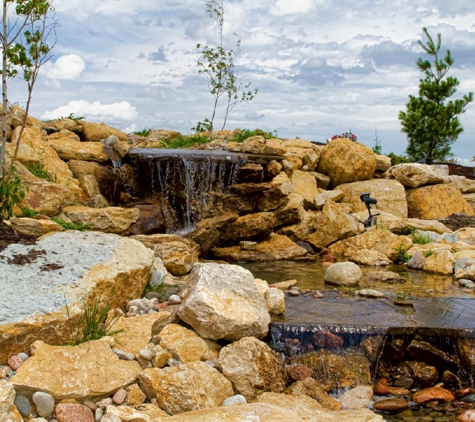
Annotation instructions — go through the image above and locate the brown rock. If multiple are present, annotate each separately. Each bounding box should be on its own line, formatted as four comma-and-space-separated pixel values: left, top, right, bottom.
54, 403, 94, 422
373, 378, 391, 395
422, 249, 455, 275
273, 193, 306, 227
312, 331, 344, 349
291, 170, 318, 209
235, 163, 264, 183
80, 121, 127, 143
372, 397, 409, 413
412, 386, 455, 404
220, 212, 277, 240
112, 388, 127, 405
286, 364, 313, 381
124, 383, 146, 406
287, 377, 343, 410
406, 183, 474, 219
317, 138, 376, 188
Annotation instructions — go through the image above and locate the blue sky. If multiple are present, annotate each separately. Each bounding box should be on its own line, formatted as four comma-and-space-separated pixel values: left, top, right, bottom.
8, 0, 475, 164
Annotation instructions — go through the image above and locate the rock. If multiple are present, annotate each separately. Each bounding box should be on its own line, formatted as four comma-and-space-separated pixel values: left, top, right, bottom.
124, 384, 147, 406
219, 337, 287, 401
458, 409, 475, 422
271, 279, 298, 289
312, 331, 344, 349
338, 179, 408, 218
9, 217, 62, 237
32, 391, 55, 417
104, 404, 169, 421
138, 361, 234, 415
235, 163, 264, 183
407, 250, 425, 269
348, 249, 390, 266
307, 200, 361, 249
357, 289, 386, 298
223, 394, 247, 406
178, 263, 270, 341
286, 365, 313, 382
448, 175, 475, 193
220, 212, 277, 240
339, 385, 373, 409
109, 312, 173, 356
256, 392, 324, 418
159, 324, 219, 363
422, 249, 455, 275
211, 233, 308, 262
112, 388, 127, 405
313, 189, 344, 210
14, 394, 30, 417
412, 386, 455, 404
313, 171, 331, 189
0, 231, 154, 362
406, 218, 452, 234
406, 183, 474, 219
239, 136, 286, 155
54, 403, 95, 422
372, 398, 409, 413
385, 163, 449, 187
47, 133, 109, 162
373, 378, 390, 395
288, 349, 371, 391
317, 138, 376, 188
127, 204, 167, 236
131, 234, 199, 275
273, 193, 306, 227
365, 271, 406, 283
375, 154, 392, 172
324, 262, 362, 287
184, 226, 220, 255
264, 288, 285, 315
11, 338, 142, 401
456, 264, 475, 281
58, 206, 140, 234
407, 339, 458, 371
287, 377, 343, 410
80, 121, 127, 143
291, 170, 318, 209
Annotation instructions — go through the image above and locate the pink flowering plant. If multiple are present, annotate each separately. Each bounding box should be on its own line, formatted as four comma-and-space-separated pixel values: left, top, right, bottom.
326, 130, 357, 143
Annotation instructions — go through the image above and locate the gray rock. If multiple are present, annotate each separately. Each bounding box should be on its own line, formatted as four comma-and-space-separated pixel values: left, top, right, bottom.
408, 250, 425, 270
357, 289, 386, 298
324, 262, 362, 287
101, 135, 119, 146
223, 394, 248, 406
167, 358, 181, 366
112, 348, 135, 361
32, 391, 55, 417
168, 294, 182, 304
95, 407, 104, 422
149, 270, 165, 287
17, 352, 29, 362
139, 348, 154, 361
14, 394, 30, 417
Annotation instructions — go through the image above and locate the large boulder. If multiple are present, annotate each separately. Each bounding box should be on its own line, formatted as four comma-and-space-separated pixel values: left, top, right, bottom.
317, 138, 376, 188
273, 193, 306, 227
220, 212, 277, 240
138, 361, 234, 415
178, 263, 271, 341
0, 231, 154, 361
10, 338, 142, 401
47, 131, 109, 162
385, 163, 449, 187
324, 262, 363, 287
291, 170, 318, 209
219, 337, 287, 401
80, 120, 127, 143
406, 184, 474, 219
338, 179, 408, 218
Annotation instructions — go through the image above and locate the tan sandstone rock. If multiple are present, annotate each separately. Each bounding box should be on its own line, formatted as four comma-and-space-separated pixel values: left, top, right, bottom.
406, 184, 474, 219
9, 216, 63, 237
220, 212, 277, 240
385, 163, 449, 187
256, 392, 323, 418
422, 249, 455, 275
178, 263, 270, 341
273, 193, 306, 227
105, 404, 169, 421
448, 175, 475, 193
287, 377, 343, 410
47, 131, 109, 162
291, 170, 318, 209
11, 338, 142, 401
317, 138, 376, 188
0, 381, 23, 422
219, 337, 287, 401
138, 361, 234, 415
80, 121, 127, 143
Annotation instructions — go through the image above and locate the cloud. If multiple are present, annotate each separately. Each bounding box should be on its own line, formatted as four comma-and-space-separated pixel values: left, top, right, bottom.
43, 54, 85, 80
138, 46, 168, 62
41, 100, 138, 122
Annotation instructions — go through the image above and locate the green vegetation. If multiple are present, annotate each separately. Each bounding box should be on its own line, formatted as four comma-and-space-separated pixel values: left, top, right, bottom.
0, 0, 57, 224
372, 129, 383, 154
339, 284, 355, 296
195, 0, 257, 132
51, 217, 89, 231
412, 232, 432, 245
66, 297, 124, 345
160, 133, 212, 149
133, 128, 152, 137
393, 241, 411, 263
423, 249, 435, 258
399, 27, 473, 162
231, 128, 276, 143
22, 206, 37, 218
387, 152, 411, 165
25, 161, 57, 182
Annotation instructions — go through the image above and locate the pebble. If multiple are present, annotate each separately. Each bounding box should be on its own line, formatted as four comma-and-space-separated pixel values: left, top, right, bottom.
149, 270, 165, 287
112, 348, 135, 361
96, 397, 113, 409
17, 352, 30, 362
112, 388, 127, 405
55, 403, 95, 422
32, 391, 55, 417
95, 407, 104, 422
167, 358, 181, 366
139, 348, 154, 361
8, 354, 24, 370
223, 394, 247, 406
0, 365, 11, 379
14, 394, 31, 417
168, 294, 182, 304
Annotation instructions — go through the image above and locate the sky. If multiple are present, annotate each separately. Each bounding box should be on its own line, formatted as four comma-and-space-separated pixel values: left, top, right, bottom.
6, 0, 475, 164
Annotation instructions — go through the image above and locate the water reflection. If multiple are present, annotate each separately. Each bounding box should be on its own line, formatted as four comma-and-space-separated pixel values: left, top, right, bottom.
240, 258, 470, 299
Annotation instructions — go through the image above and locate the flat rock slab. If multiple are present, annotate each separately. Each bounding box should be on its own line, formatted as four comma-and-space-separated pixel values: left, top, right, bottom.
0, 231, 154, 362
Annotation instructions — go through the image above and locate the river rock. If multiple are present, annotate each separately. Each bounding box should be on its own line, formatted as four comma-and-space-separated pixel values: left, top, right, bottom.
158, 324, 219, 363
384, 163, 449, 187
422, 249, 455, 275
32, 391, 55, 417
357, 289, 386, 298
131, 234, 199, 275
287, 377, 343, 410
307, 199, 361, 249
54, 403, 95, 421
264, 287, 285, 315
339, 385, 373, 409
11, 338, 141, 400
317, 138, 376, 188
413, 386, 455, 404
219, 336, 287, 401
138, 361, 233, 415
211, 233, 308, 262
0, 231, 154, 362
324, 262, 362, 287
406, 183, 474, 219
178, 263, 270, 341
372, 398, 409, 413
104, 404, 169, 421
338, 179, 408, 218
220, 212, 277, 240
455, 263, 475, 281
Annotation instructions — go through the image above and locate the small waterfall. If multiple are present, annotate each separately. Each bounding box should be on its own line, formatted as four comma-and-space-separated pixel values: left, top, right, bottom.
129, 149, 247, 233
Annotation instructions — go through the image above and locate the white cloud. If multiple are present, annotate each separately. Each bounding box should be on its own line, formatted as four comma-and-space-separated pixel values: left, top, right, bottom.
41, 100, 138, 122
43, 54, 85, 80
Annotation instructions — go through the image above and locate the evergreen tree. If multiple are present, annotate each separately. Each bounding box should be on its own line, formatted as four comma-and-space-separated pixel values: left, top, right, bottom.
399, 27, 473, 163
